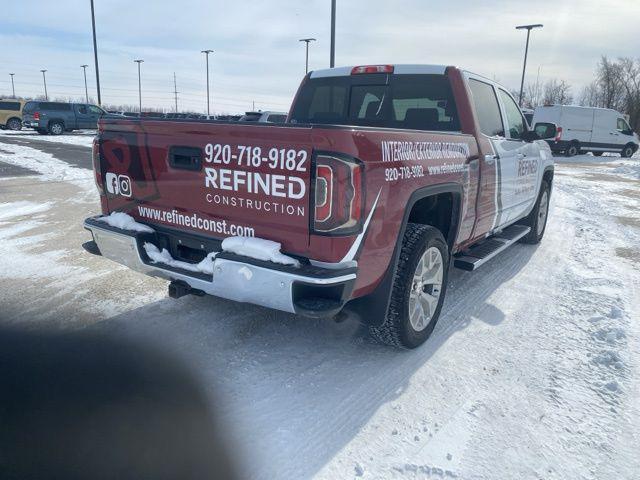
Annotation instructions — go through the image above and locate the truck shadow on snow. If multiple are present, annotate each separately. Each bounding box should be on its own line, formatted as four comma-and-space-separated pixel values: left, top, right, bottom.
93, 242, 537, 479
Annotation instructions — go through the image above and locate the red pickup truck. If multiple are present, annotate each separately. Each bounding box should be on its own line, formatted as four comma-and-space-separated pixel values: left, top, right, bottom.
84, 64, 556, 349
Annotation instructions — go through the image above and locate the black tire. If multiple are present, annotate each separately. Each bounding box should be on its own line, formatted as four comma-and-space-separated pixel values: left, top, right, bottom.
48, 121, 64, 136
592, 151, 603, 157
565, 142, 580, 157
369, 224, 449, 349
6, 118, 22, 131
621, 144, 635, 158
518, 180, 551, 244
36, 128, 48, 135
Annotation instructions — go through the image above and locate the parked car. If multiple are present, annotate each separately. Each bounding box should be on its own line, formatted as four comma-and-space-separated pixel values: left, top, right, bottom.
238, 111, 288, 123
22, 101, 107, 135
533, 104, 639, 157
216, 114, 242, 122
0, 98, 26, 131
84, 64, 557, 349
140, 112, 164, 118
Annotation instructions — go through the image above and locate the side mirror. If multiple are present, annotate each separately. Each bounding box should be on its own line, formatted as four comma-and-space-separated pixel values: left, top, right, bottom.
521, 130, 540, 142
533, 122, 557, 140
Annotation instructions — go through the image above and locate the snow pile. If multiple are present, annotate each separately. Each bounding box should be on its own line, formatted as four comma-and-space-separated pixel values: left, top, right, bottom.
0, 129, 96, 148
141, 235, 299, 276
0, 142, 92, 188
96, 212, 154, 233
0, 201, 53, 222
222, 236, 300, 267
143, 243, 218, 275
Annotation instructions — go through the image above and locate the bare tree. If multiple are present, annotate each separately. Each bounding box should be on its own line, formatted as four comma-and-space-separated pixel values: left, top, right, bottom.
614, 57, 640, 132
579, 81, 602, 107
542, 79, 573, 105
580, 56, 640, 132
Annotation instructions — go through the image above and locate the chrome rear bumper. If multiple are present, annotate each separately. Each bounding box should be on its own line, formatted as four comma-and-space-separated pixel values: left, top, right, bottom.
84, 217, 356, 316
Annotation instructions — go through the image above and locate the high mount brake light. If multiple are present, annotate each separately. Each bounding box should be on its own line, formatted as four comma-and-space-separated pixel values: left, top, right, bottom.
313, 154, 364, 235
555, 126, 563, 142
351, 65, 394, 75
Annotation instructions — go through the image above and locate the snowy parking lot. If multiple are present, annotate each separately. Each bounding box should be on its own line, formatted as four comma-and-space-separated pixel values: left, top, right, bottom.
0, 131, 638, 479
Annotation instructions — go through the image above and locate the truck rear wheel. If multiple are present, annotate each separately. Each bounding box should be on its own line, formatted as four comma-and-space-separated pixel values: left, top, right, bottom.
518, 180, 550, 244
369, 224, 449, 349
48, 121, 64, 135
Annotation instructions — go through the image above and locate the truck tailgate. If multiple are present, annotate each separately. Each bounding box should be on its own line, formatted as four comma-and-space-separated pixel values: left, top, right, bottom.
97, 120, 314, 254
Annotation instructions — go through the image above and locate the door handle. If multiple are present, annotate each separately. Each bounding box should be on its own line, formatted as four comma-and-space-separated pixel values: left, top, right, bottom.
484, 154, 497, 165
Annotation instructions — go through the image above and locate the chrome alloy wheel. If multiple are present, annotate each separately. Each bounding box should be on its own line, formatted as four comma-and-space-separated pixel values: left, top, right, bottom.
537, 189, 549, 236
408, 247, 444, 332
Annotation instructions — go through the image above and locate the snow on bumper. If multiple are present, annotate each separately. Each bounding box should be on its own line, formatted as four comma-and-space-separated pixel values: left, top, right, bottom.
83, 217, 356, 316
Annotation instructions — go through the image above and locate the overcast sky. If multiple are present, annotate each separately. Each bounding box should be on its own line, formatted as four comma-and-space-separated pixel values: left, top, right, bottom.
2, 0, 638, 113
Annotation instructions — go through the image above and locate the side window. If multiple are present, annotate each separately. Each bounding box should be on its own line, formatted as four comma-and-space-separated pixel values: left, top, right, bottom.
0, 101, 20, 111
617, 118, 630, 132
77, 105, 88, 114
468, 79, 504, 137
498, 89, 526, 140
265, 114, 286, 123
88, 105, 103, 115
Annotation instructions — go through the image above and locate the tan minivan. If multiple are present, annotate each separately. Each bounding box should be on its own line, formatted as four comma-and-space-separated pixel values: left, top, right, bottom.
0, 98, 26, 130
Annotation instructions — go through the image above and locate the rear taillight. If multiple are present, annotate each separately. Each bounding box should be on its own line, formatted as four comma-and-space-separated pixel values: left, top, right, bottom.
555, 127, 563, 142
313, 154, 364, 235
92, 137, 104, 195
351, 65, 394, 75
33, 111, 40, 120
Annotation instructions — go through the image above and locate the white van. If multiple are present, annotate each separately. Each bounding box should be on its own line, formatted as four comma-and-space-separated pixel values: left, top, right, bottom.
532, 105, 639, 157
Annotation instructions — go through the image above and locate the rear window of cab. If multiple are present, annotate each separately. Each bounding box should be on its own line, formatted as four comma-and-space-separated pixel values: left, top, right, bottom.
290, 73, 461, 132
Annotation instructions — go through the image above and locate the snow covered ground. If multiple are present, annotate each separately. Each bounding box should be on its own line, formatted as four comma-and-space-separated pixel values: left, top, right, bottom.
0, 146, 638, 479
0, 129, 96, 148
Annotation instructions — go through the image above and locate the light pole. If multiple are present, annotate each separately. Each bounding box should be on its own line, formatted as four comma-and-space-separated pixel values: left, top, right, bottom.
90, 0, 102, 105
201, 49, 213, 117
81, 65, 89, 103
299, 38, 316, 74
330, 0, 336, 67
9, 73, 15, 98
134, 59, 144, 113
173, 72, 178, 113
40, 70, 48, 100
516, 23, 543, 107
